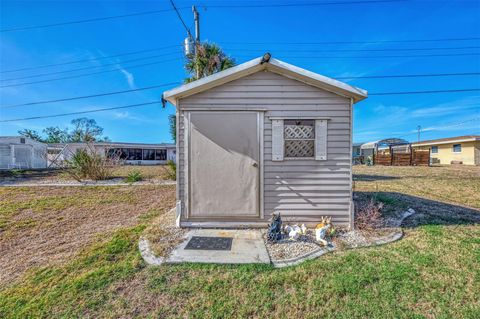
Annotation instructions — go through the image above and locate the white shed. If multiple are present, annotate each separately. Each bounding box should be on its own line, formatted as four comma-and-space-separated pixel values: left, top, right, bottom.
164, 56, 367, 228
0, 136, 47, 169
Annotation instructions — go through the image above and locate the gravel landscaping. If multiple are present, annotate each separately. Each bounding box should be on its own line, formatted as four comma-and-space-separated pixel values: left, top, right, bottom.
265, 230, 323, 261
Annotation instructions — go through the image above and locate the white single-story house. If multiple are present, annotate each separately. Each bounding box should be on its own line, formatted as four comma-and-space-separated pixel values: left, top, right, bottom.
164, 55, 368, 228
47, 142, 176, 167
0, 136, 47, 169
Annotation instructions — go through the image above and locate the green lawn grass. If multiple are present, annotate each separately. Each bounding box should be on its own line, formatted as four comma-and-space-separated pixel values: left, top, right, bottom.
0, 166, 479, 318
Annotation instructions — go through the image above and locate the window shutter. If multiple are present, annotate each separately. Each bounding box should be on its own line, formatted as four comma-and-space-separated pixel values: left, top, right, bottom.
272, 119, 284, 161
315, 120, 327, 160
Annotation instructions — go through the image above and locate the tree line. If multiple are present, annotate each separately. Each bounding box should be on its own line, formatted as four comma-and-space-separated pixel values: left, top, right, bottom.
18, 117, 109, 143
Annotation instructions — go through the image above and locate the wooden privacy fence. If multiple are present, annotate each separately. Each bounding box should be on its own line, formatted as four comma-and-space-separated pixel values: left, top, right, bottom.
374, 147, 430, 166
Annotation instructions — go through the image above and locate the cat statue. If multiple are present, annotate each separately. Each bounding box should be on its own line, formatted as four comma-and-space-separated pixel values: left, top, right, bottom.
315, 217, 332, 246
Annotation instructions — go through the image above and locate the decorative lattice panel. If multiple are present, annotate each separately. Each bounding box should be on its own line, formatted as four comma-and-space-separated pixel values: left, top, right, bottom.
285, 140, 315, 157
284, 125, 315, 139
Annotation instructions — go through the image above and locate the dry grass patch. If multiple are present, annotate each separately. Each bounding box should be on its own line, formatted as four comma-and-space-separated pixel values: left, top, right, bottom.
0, 185, 175, 286
353, 165, 480, 209
111, 165, 174, 181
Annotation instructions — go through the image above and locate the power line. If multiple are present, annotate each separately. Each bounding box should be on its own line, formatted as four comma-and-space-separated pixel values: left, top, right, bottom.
240, 52, 480, 59
169, 0, 192, 37
394, 117, 480, 139
1, 82, 181, 108
3, 76, 480, 108
204, 0, 407, 8
2, 88, 479, 123
0, 1, 406, 33
3, 44, 477, 77
336, 72, 480, 79
225, 45, 480, 53
0, 7, 188, 32
0, 57, 182, 88
0, 101, 162, 123
223, 36, 480, 45
0, 51, 181, 82
0, 44, 182, 74
369, 88, 480, 95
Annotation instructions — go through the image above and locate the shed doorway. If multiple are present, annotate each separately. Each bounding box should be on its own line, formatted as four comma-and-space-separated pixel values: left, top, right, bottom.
188, 111, 262, 219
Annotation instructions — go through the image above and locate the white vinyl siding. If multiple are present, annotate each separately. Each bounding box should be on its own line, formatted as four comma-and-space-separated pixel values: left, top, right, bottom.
178, 71, 353, 226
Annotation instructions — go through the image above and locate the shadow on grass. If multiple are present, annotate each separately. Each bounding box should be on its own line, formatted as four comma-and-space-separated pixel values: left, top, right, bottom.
354, 191, 480, 228
0, 169, 61, 180
353, 174, 400, 181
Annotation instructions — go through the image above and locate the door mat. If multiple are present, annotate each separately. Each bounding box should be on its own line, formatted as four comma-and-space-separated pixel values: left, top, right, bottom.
184, 236, 233, 251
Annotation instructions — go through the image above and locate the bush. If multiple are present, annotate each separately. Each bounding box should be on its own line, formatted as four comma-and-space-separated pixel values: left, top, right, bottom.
125, 170, 143, 183
68, 147, 115, 181
355, 198, 384, 231
165, 160, 176, 180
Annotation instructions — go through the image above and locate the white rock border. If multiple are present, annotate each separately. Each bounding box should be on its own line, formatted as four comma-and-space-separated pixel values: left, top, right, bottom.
139, 206, 178, 266
138, 237, 165, 266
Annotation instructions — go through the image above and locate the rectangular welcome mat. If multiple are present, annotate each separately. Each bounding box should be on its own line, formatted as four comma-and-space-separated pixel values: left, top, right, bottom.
184, 236, 233, 251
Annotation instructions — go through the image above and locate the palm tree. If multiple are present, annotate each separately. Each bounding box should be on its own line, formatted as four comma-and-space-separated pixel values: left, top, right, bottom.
184, 42, 235, 83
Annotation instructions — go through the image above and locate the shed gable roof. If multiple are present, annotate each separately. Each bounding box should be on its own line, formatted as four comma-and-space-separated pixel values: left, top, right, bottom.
163, 56, 368, 105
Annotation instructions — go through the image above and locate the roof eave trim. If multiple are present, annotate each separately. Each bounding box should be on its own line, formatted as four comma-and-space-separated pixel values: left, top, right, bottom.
267, 59, 368, 103
163, 56, 368, 105
163, 57, 264, 105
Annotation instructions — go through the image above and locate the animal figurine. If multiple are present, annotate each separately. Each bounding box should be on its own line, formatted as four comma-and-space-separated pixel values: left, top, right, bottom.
315, 217, 332, 246
267, 212, 283, 242
301, 224, 307, 235
284, 224, 302, 240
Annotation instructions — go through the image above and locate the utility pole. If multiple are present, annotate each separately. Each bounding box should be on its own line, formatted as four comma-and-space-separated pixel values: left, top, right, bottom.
192, 6, 200, 79
417, 125, 421, 142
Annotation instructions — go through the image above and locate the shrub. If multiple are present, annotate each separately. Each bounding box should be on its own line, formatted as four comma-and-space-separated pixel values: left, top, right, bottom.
125, 170, 143, 183
165, 160, 176, 180
355, 198, 384, 231
67, 146, 116, 181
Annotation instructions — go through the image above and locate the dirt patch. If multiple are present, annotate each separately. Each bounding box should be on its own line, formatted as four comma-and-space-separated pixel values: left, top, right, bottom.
0, 185, 175, 286
142, 208, 187, 258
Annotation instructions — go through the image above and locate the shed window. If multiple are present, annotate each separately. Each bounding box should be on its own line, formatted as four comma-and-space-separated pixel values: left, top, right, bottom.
431, 146, 438, 154
452, 144, 461, 153
284, 119, 315, 158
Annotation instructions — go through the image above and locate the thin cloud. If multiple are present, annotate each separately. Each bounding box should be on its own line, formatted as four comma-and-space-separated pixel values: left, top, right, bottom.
118, 66, 136, 89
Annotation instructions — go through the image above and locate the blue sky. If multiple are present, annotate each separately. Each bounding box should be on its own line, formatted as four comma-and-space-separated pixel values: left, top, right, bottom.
1, 0, 479, 143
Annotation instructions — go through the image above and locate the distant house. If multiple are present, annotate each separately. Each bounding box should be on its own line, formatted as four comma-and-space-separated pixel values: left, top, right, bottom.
411, 135, 480, 165
48, 142, 176, 167
164, 55, 367, 228
0, 136, 47, 169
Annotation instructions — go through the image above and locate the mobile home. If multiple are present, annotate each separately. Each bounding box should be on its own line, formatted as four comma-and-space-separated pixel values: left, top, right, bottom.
0, 136, 47, 170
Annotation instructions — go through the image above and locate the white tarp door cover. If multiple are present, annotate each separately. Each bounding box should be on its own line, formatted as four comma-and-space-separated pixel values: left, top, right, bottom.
189, 111, 260, 218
